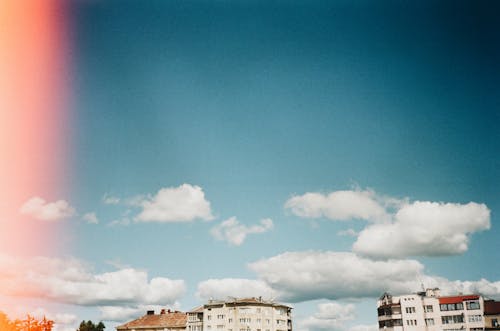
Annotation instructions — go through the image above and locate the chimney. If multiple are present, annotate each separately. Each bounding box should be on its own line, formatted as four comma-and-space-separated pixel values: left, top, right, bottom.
147, 310, 154, 315
161, 309, 166, 314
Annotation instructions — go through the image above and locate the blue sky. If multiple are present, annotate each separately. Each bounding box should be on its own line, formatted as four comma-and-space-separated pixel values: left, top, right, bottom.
2, 1, 499, 331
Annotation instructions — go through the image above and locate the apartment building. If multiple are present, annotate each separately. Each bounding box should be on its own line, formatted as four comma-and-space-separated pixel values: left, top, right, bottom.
187, 297, 292, 331
377, 288, 490, 331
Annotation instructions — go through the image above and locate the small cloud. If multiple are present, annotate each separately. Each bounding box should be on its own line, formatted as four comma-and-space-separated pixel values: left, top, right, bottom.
337, 228, 358, 237
20, 196, 75, 221
284, 189, 389, 222
108, 218, 131, 227
82, 212, 99, 224
297, 302, 355, 331
102, 194, 120, 205
210, 217, 274, 246
135, 184, 214, 223
196, 278, 277, 301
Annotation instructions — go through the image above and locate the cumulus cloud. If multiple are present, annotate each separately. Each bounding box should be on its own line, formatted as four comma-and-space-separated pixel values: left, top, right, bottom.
102, 194, 120, 205
248, 251, 500, 302
210, 217, 274, 246
249, 251, 426, 302
337, 229, 358, 237
135, 184, 214, 222
353, 201, 491, 258
196, 278, 277, 301
82, 212, 99, 224
298, 302, 356, 331
98, 303, 180, 322
20, 197, 75, 221
285, 190, 390, 222
0, 254, 185, 306
285, 188, 490, 258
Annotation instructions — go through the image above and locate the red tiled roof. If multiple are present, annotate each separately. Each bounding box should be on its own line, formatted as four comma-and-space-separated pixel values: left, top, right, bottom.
485, 300, 500, 315
117, 312, 187, 329
439, 295, 480, 304
189, 306, 204, 313
214, 297, 291, 308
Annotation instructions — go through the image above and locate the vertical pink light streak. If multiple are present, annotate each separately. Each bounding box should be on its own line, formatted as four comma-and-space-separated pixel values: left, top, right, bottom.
0, 0, 71, 256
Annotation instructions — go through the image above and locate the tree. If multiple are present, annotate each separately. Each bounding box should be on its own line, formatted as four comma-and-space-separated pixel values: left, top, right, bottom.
0, 312, 54, 331
76, 320, 105, 331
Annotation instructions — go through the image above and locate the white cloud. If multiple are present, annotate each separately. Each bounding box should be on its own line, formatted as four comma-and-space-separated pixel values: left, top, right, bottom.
249, 251, 425, 302
210, 217, 274, 246
82, 212, 99, 224
98, 303, 180, 322
353, 201, 491, 258
248, 251, 500, 302
285, 188, 490, 258
135, 184, 214, 222
99, 305, 149, 322
20, 197, 75, 221
102, 194, 120, 205
0, 254, 186, 306
285, 190, 390, 222
337, 229, 358, 237
196, 278, 277, 301
297, 302, 355, 331
108, 217, 131, 227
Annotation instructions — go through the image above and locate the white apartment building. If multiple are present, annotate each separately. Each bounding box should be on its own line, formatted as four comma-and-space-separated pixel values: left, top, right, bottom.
187, 297, 292, 331
378, 288, 486, 331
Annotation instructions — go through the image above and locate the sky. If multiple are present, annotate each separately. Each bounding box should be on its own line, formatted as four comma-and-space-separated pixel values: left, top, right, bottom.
1, 1, 499, 331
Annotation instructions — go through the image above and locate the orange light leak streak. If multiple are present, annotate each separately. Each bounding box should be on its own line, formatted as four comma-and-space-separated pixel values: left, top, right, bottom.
0, 0, 70, 256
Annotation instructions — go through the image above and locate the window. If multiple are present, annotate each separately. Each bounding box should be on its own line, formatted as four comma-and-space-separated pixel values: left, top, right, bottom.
266, 319, 270, 325
424, 305, 433, 312
239, 318, 251, 323
217, 315, 225, 320
492, 319, 499, 328
440, 303, 464, 311
466, 301, 481, 310
257, 319, 261, 324
405, 307, 416, 314
228, 319, 233, 323
217, 326, 224, 330
442, 315, 464, 324
468, 315, 482, 323
406, 320, 417, 326
425, 318, 435, 326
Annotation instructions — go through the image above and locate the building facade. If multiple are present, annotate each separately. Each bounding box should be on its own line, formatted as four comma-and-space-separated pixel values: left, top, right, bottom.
484, 300, 500, 330
187, 297, 292, 331
377, 288, 489, 331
